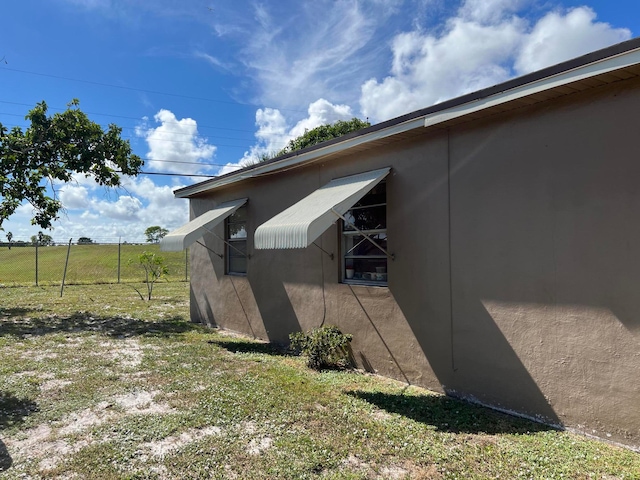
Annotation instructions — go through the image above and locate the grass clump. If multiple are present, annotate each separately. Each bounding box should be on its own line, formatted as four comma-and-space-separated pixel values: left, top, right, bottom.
290, 325, 353, 370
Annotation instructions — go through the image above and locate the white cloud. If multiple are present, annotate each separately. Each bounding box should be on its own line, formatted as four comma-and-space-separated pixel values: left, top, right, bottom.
359, 2, 631, 122
192, 52, 232, 72
212, 1, 397, 110
289, 99, 354, 138
241, 99, 354, 164
94, 195, 143, 221
459, 0, 527, 23
514, 7, 631, 74
360, 16, 524, 121
59, 185, 90, 209
136, 109, 217, 175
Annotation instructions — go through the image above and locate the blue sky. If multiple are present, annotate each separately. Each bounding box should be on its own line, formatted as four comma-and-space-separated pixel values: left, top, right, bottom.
1, 0, 639, 242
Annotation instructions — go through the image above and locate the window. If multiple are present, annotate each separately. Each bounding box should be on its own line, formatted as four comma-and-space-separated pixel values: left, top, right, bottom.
226, 205, 247, 274
342, 182, 387, 285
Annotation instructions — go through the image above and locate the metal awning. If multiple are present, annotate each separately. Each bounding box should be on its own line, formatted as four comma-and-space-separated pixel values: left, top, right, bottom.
160, 198, 247, 251
254, 168, 390, 249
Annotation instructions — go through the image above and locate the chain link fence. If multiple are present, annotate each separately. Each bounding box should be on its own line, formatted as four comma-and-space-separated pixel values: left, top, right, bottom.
0, 239, 189, 287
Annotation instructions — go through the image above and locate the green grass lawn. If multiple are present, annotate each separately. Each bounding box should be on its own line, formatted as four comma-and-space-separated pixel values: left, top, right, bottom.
0, 244, 189, 286
0, 283, 638, 479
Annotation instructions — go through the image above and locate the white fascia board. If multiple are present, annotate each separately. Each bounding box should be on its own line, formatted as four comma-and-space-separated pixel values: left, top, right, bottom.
424, 47, 640, 128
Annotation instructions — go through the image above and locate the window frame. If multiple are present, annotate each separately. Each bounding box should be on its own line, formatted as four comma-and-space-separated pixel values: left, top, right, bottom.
341, 182, 388, 286
225, 205, 248, 276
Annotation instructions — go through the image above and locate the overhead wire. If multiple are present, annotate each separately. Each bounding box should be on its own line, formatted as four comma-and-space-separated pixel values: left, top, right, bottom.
0, 100, 258, 134
0, 120, 252, 150
0, 67, 307, 113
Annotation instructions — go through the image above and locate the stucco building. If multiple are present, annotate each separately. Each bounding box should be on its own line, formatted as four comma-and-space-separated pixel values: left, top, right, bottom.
162, 38, 640, 449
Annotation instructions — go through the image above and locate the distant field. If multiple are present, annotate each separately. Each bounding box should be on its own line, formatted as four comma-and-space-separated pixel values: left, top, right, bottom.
0, 244, 189, 285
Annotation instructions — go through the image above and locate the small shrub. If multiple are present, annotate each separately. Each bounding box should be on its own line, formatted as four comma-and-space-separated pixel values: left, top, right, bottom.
129, 251, 168, 300
289, 325, 353, 370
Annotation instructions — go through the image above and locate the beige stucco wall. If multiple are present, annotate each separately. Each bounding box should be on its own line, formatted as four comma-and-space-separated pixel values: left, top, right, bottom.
188, 76, 640, 448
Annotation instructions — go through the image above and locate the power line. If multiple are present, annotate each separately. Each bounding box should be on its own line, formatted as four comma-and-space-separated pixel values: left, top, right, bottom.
0, 67, 307, 113
133, 171, 221, 178
0, 102, 258, 134
0, 119, 248, 167
0, 120, 253, 149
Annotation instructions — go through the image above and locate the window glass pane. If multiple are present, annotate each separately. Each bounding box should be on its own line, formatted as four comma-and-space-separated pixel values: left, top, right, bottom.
229, 207, 247, 223
352, 182, 385, 208
343, 205, 386, 231
226, 206, 247, 274
342, 181, 387, 285
345, 258, 387, 283
228, 240, 247, 256
344, 233, 387, 256
228, 224, 247, 239
228, 255, 247, 274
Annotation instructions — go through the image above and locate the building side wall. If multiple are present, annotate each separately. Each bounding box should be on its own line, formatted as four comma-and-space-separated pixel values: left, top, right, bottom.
448, 77, 640, 445
188, 76, 640, 448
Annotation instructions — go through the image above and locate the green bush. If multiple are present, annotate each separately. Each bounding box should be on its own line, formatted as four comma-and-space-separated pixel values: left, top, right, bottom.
289, 325, 353, 370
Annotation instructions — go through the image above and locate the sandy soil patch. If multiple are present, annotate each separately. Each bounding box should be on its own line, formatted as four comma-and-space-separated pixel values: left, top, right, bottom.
113, 389, 175, 415
40, 379, 72, 392
139, 426, 221, 459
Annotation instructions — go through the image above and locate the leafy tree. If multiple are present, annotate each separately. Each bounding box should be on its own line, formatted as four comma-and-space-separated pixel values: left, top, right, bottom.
30, 231, 54, 246
130, 251, 168, 300
77, 237, 93, 244
145, 226, 169, 244
278, 118, 370, 156
250, 118, 371, 164
6, 231, 12, 249
0, 99, 142, 230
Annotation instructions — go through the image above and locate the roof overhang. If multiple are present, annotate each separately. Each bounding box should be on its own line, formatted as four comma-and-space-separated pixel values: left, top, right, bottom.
254, 168, 390, 249
160, 198, 247, 251
175, 38, 640, 199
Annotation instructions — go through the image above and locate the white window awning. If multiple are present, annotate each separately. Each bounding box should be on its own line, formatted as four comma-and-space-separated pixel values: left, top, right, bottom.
254, 168, 390, 250
160, 198, 247, 251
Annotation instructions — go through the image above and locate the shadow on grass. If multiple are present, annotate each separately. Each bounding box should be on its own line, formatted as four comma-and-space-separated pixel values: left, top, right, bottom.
0, 439, 10, 472
0, 307, 34, 318
346, 390, 557, 435
0, 312, 200, 338
0, 391, 40, 472
0, 392, 39, 431
209, 339, 290, 357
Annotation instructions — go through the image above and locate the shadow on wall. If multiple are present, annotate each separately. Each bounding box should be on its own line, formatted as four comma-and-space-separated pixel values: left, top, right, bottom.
247, 250, 307, 344
191, 284, 217, 328
357, 282, 562, 426
347, 390, 556, 435
249, 274, 302, 343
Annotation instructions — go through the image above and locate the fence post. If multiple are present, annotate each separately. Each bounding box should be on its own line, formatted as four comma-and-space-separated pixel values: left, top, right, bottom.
60, 238, 72, 297
35, 241, 39, 286
118, 238, 121, 284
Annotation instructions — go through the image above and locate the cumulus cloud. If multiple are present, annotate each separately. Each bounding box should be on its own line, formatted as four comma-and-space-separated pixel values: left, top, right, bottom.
59, 185, 90, 209
360, 2, 631, 122
94, 195, 143, 221
514, 7, 631, 74
241, 99, 354, 165
360, 17, 524, 121
136, 109, 217, 175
